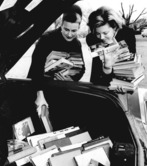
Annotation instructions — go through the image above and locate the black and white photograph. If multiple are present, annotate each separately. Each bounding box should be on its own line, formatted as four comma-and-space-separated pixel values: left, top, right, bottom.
0, 0, 147, 166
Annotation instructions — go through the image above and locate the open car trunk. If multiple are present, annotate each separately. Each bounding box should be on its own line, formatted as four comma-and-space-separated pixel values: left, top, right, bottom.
1, 79, 146, 166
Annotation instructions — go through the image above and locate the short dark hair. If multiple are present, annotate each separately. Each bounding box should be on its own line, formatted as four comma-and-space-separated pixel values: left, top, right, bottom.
62, 4, 82, 23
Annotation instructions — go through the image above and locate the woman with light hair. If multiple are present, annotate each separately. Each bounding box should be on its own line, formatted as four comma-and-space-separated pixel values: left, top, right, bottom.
86, 6, 136, 85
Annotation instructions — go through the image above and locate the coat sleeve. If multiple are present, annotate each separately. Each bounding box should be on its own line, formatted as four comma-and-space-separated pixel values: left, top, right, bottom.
90, 56, 114, 86
27, 34, 53, 91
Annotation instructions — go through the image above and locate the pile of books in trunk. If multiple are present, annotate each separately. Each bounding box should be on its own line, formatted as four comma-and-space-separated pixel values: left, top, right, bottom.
7, 125, 113, 166
109, 41, 145, 92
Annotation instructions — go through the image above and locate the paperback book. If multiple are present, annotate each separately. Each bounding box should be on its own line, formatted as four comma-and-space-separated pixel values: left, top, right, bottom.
40, 105, 53, 133
90, 39, 119, 58
110, 74, 145, 89
13, 117, 35, 141
44, 51, 84, 78
90, 40, 131, 64
113, 65, 145, 79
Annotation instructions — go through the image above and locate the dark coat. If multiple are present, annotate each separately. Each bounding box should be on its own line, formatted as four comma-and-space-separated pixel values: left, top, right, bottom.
28, 27, 85, 91
86, 26, 136, 85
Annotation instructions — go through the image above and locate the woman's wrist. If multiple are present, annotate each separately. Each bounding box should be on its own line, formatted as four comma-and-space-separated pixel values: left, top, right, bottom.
37, 90, 45, 99
103, 66, 113, 74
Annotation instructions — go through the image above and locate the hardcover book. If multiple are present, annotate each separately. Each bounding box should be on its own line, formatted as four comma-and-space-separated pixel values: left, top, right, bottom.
27, 126, 80, 147
45, 57, 73, 73
7, 139, 29, 154
13, 117, 35, 141
48, 147, 82, 166
82, 137, 113, 151
115, 40, 132, 63
65, 129, 84, 137
15, 145, 56, 166
7, 145, 37, 163
90, 37, 118, 52
114, 65, 145, 79
69, 131, 92, 144
30, 147, 59, 166
45, 51, 70, 67
89, 159, 105, 166
110, 74, 145, 88
43, 131, 91, 149
59, 141, 87, 152
91, 41, 119, 58
91, 40, 134, 66
44, 51, 84, 79
113, 53, 138, 67
43, 137, 72, 149
74, 147, 110, 166
38, 134, 65, 150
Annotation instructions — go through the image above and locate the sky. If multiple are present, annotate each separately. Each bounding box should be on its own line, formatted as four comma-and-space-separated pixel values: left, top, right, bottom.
0, 0, 147, 20
78, 0, 147, 20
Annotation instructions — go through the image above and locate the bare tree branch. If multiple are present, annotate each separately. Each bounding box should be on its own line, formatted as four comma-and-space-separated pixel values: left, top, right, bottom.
119, 2, 147, 28
132, 8, 147, 23
120, 2, 125, 18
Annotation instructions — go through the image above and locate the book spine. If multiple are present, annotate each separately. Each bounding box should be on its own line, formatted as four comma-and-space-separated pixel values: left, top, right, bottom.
43, 137, 72, 149
8, 147, 37, 163
40, 105, 53, 133
82, 138, 112, 150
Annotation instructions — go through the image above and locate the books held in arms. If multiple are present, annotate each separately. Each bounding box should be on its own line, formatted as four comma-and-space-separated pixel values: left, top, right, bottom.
114, 65, 145, 79
90, 39, 119, 58
90, 40, 133, 64
44, 51, 84, 78
115, 40, 133, 63
113, 53, 142, 69
109, 74, 145, 91
45, 57, 73, 73
109, 54, 145, 91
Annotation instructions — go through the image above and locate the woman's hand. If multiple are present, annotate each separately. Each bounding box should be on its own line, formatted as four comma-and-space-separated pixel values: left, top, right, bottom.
100, 50, 118, 74
35, 90, 49, 116
54, 72, 73, 81
54, 69, 80, 81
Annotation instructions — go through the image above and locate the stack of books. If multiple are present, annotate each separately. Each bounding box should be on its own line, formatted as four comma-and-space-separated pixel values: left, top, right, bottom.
44, 51, 84, 78
109, 53, 145, 91
7, 139, 37, 164
115, 40, 133, 63
7, 125, 113, 166
89, 39, 145, 91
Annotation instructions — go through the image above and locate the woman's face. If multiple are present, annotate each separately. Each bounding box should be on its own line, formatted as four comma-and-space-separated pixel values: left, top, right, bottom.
61, 21, 80, 42
95, 23, 116, 45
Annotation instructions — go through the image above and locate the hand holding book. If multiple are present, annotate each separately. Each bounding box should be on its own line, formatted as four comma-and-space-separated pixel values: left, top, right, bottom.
35, 91, 49, 116
54, 69, 81, 81
100, 51, 117, 74
54, 72, 73, 81
102, 51, 118, 68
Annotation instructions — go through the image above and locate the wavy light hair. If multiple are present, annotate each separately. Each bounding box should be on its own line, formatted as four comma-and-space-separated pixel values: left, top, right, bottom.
88, 6, 125, 33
